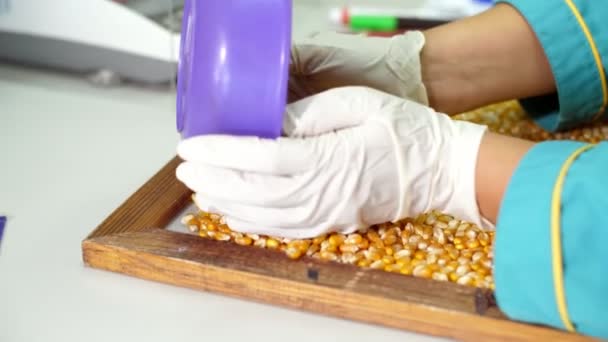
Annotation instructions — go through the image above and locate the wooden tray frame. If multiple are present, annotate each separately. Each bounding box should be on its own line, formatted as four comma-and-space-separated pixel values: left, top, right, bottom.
82, 157, 593, 342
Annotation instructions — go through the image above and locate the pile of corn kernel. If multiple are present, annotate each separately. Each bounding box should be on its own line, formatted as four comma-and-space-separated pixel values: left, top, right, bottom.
453, 100, 608, 143
181, 101, 608, 290
181, 210, 495, 289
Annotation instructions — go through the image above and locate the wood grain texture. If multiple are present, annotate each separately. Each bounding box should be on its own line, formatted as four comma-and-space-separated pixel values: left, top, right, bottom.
85, 156, 191, 239
81, 156, 596, 341
83, 229, 591, 342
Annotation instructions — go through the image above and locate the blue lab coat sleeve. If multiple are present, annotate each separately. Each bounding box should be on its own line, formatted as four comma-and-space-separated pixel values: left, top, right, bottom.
490, 1, 608, 339
497, 0, 608, 132
494, 141, 608, 339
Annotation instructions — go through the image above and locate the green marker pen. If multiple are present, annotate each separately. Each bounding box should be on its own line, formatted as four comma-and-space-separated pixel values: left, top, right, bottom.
330, 7, 452, 32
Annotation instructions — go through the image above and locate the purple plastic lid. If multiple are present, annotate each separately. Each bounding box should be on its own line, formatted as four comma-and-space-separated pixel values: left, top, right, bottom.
177, 0, 291, 139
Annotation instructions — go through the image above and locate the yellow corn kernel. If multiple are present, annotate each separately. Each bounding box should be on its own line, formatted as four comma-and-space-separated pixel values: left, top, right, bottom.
411, 259, 424, 267
266, 238, 280, 249
339, 244, 359, 254
364, 250, 382, 262
432, 272, 448, 282
394, 249, 412, 259
357, 259, 371, 268
313, 234, 327, 245
384, 264, 402, 273
357, 239, 370, 250
214, 232, 231, 241
461, 250, 474, 259
400, 265, 414, 275
205, 222, 217, 232
477, 267, 490, 277
370, 259, 385, 269
253, 238, 267, 248
341, 252, 359, 264
457, 275, 474, 286
382, 255, 395, 264
383, 234, 398, 246
320, 250, 338, 261
366, 230, 381, 242
371, 239, 385, 249
285, 247, 302, 259
345, 233, 363, 245
328, 234, 345, 246
466, 239, 480, 249
306, 244, 320, 256
396, 257, 411, 267
218, 224, 231, 233
414, 251, 426, 260
413, 265, 432, 279
479, 232, 490, 246
235, 236, 253, 246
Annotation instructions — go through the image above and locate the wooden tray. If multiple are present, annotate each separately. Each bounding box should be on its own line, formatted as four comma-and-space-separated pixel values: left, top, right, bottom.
82, 157, 593, 342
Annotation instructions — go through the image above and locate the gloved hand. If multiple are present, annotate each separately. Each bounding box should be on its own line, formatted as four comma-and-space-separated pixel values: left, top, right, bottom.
176, 87, 490, 239
289, 31, 428, 105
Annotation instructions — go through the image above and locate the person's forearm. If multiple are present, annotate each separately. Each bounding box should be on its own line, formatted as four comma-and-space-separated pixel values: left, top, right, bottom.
475, 132, 536, 223
421, 3, 555, 114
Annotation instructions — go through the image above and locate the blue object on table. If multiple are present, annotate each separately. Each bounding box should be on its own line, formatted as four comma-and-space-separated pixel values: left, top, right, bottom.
0, 216, 5, 246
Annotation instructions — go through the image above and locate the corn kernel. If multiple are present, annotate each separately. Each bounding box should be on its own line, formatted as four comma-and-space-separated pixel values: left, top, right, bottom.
395, 249, 412, 259
253, 238, 267, 248
383, 234, 398, 246
466, 240, 480, 249
339, 244, 359, 254
328, 234, 345, 246
357, 259, 371, 267
370, 259, 385, 269
313, 234, 327, 245
266, 238, 280, 249
432, 272, 448, 282
235, 236, 253, 246
400, 265, 414, 275
306, 244, 320, 256
341, 252, 359, 264
345, 233, 363, 245
382, 255, 395, 264
214, 232, 231, 241
366, 230, 380, 242
414, 251, 426, 260
285, 247, 302, 259
457, 275, 474, 286
384, 264, 402, 273
320, 250, 338, 261
413, 265, 432, 278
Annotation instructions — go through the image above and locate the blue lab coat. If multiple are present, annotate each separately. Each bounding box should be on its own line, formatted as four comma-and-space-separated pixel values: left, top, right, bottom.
494, 0, 608, 338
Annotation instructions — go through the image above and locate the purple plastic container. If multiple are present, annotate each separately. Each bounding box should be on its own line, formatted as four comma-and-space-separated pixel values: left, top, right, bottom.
177, 0, 291, 139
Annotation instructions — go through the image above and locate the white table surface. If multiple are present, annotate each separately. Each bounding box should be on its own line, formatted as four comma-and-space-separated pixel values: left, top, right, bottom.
0, 2, 448, 341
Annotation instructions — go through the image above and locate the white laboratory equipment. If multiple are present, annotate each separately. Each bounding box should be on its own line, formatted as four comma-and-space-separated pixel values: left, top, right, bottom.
0, 0, 182, 83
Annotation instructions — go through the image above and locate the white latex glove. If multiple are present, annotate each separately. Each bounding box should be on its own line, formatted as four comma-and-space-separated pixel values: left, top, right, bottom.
289, 31, 428, 105
177, 87, 490, 239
